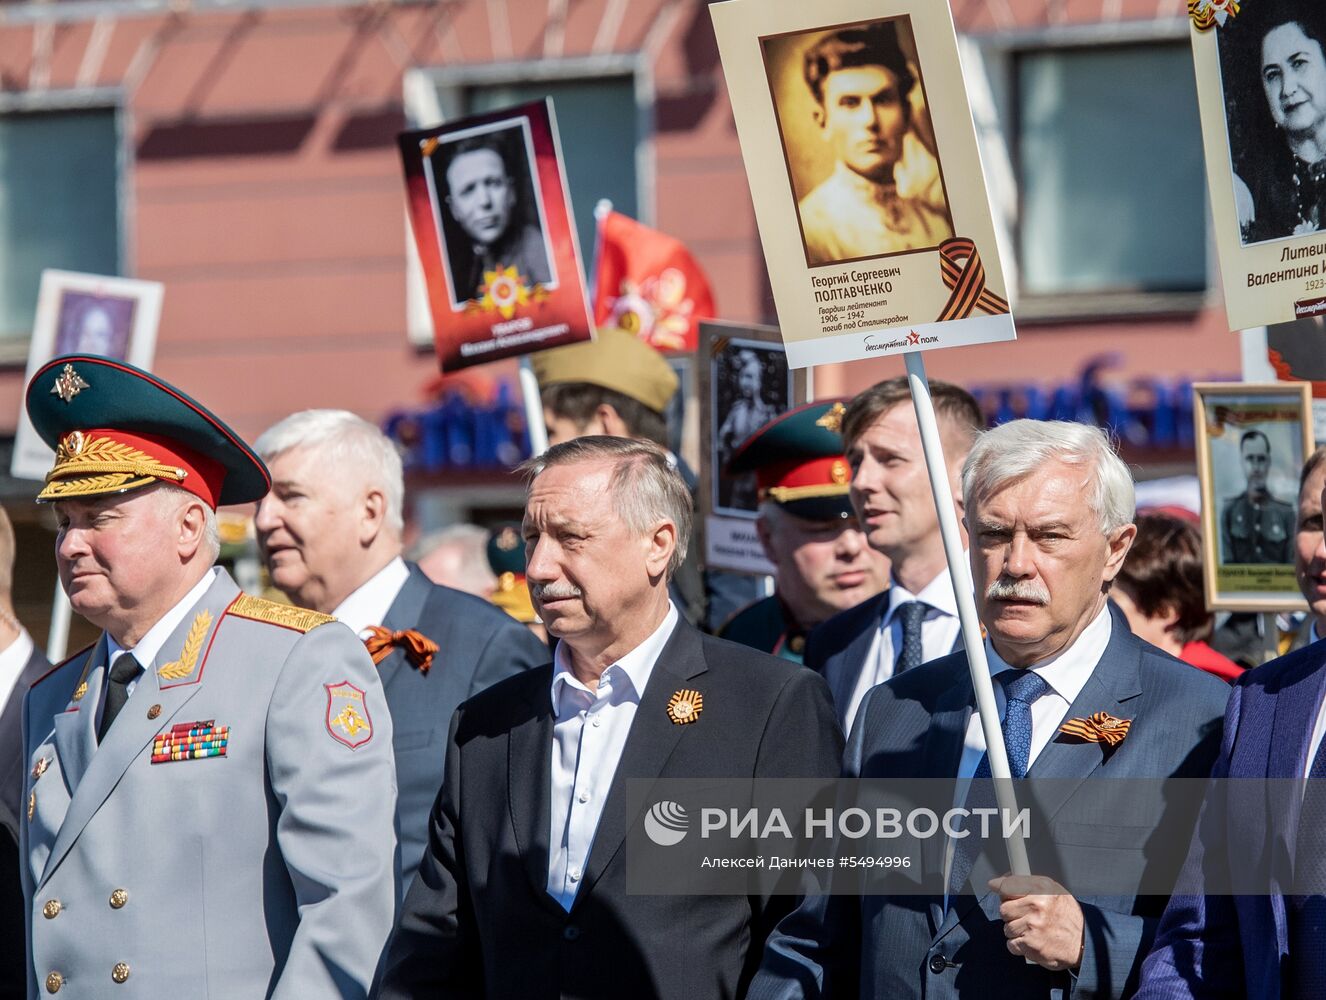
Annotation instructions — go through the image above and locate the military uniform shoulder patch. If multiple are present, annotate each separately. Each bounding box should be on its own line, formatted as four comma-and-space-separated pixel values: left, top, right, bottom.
325, 681, 374, 749
228, 595, 335, 633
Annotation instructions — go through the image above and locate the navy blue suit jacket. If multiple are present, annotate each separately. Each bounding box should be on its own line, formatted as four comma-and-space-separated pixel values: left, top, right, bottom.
1136, 639, 1326, 999
381, 564, 548, 890
806, 590, 963, 729
752, 613, 1228, 1000
0, 645, 50, 1000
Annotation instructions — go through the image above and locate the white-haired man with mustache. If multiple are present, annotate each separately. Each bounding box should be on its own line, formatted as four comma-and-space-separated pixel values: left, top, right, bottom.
751, 419, 1229, 1000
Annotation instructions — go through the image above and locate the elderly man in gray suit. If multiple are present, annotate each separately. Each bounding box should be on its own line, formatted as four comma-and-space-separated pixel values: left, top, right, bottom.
751, 419, 1229, 1000
254, 409, 548, 890
19, 356, 396, 999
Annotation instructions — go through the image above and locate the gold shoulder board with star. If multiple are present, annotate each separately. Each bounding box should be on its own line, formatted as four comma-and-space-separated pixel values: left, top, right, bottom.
228, 595, 335, 633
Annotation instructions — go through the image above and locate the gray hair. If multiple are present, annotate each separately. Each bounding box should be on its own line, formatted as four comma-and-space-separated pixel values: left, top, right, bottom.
518, 436, 692, 577
255, 409, 404, 534
962, 419, 1135, 534
155, 483, 221, 564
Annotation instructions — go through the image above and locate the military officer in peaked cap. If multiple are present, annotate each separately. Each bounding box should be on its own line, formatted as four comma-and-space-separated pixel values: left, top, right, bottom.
19, 357, 397, 999
486, 522, 547, 643
718, 401, 889, 663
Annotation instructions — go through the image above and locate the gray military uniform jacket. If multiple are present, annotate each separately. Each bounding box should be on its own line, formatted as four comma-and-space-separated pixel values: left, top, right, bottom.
20, 570, 397, 999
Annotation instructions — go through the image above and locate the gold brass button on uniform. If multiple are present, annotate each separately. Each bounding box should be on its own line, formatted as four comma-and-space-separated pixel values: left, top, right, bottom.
111, 963, 130, 984
44, 971, 62, 994
42, 899, 61, 919
147, 704, 161, 720
109, 888, 128, 909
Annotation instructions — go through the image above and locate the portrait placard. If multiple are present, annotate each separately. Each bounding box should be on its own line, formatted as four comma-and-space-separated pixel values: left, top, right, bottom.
698, 321, 809, 575
710, 0, 1015, 369
398, 99, 594, 371
1192, 381, 1313, 611
12, 270, 163, 482
1191, 2, 1326, 330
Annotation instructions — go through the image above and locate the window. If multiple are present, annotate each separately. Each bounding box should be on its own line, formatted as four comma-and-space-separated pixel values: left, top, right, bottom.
1014, 43, 1206, 300
0, 107, 120, 342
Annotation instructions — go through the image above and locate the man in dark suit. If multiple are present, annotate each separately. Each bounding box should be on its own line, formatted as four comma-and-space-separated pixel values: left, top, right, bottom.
807, 377, 983, 733
1135, 446, 1326, 998
751, 419, 1229, 1000
254, 409, 548, 890
0, 507, 49, 1000
377, 436, 843, 999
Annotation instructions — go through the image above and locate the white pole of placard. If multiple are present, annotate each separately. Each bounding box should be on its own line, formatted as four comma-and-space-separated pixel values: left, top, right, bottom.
519, 356, 549, 457
903, 350, 1029, 876
46, 582, 71, 663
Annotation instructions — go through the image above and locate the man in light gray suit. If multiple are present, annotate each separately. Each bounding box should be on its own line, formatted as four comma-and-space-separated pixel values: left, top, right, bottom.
752, 420, 1229, 1000
19, 356, 397, 999
254, 409, 548, 890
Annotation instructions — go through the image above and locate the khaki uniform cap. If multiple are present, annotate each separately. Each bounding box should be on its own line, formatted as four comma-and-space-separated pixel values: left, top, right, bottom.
530, 327, 678, 415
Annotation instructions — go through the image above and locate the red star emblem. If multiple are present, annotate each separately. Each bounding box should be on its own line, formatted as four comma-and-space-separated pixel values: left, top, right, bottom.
907, 331, 920, 345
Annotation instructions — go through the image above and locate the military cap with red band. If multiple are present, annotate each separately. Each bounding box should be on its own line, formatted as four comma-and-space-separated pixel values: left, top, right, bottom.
726, 399, 855, 522
25, 355, 271, 508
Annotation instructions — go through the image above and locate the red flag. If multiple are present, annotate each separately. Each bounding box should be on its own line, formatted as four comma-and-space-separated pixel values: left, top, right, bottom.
592, 210, 716, 352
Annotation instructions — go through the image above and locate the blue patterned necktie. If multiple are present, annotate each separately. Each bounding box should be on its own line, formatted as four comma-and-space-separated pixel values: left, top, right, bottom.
948, 668, 1052, 897
1290, 738, 1326, 994
895, 601, 929, 673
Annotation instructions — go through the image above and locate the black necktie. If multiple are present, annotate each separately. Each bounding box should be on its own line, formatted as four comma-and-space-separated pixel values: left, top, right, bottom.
1290, 739, 1326, 993
97, 653, 140, 742
895, 601, 929, 673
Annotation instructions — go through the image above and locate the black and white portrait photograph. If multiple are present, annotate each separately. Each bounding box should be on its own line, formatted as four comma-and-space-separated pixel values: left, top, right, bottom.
711, 340, 791, 515
1217, 0, 1326, 244
1193, 381, 1314, 610
425, 119, 556, 306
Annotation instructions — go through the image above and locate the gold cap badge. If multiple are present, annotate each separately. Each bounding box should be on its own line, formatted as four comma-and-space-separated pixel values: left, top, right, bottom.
50, 364, 89, 403
667, 689, 704, 725
815, 402, 846, 433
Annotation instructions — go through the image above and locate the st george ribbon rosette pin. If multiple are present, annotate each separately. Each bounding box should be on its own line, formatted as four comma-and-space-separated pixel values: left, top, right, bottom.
1058, 711, 1131, 748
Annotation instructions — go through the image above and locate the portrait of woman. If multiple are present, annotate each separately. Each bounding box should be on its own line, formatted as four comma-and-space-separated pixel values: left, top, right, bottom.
1220, 0, 1326, 244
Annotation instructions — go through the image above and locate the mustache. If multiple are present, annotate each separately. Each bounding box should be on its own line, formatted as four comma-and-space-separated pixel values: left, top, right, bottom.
532, 582, 582, 602
985, 577, 1050, 605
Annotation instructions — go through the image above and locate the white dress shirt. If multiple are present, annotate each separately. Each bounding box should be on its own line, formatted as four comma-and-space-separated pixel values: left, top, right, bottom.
943, 602, 1112, 901
844, 567, 963, 733
332, 556, 411, 637
105, 567, 219, 711
0, 626, 34, 718
546, 603, 679, 910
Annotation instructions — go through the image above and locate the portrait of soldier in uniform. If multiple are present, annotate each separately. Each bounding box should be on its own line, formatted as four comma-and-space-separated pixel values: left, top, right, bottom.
763, 17, 954, 267
1222, 429, 1297, 564
429, 123, 555, 303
